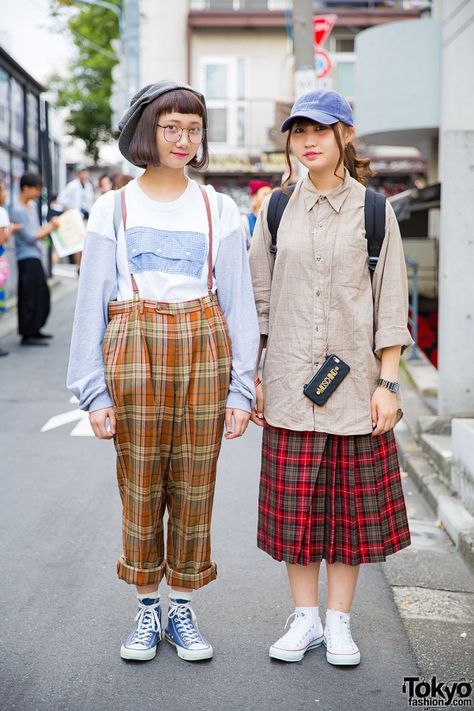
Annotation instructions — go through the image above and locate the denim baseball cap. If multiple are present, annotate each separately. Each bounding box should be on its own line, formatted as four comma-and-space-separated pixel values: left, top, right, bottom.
281, 90, 353, 132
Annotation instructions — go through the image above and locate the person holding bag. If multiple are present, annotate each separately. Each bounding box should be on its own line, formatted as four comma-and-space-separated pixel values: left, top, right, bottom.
67, 81, 259, 662
249, 90, 413, 666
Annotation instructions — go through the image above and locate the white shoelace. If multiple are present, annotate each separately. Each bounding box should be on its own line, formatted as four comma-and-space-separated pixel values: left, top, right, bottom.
326, 615, 356, 650
284, 610, 309, 630
130, 601, 161, 646
168, 603, 203, 646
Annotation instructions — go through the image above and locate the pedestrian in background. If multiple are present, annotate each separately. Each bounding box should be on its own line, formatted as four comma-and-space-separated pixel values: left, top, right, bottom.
67, 80, 259, 663
249, 90, 413, 667
58, 165, 95, 220
10, 174, 59, 347
241, 179, 272, 248
98, 173, 113, 195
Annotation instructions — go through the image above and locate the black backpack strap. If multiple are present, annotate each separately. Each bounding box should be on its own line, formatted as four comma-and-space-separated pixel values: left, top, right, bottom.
364, 189, 386, 272
267, 185, 295, 255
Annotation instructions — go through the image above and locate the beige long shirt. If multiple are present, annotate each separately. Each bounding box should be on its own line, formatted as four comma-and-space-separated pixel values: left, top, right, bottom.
249, 171, 414, 435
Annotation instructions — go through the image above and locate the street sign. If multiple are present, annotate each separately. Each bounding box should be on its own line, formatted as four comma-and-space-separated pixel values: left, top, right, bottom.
313, 14, 337, 47
315, 50, 333, 80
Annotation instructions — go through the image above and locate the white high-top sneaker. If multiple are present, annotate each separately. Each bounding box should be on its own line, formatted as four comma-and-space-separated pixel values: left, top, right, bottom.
269, 610, 324, 662
323, 609, 361, 666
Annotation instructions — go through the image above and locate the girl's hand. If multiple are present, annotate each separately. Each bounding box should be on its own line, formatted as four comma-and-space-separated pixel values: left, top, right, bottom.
89, 407, 116, 440
371, 387, 398, 436
250, 382, 265, 427
224, 408, 250, 439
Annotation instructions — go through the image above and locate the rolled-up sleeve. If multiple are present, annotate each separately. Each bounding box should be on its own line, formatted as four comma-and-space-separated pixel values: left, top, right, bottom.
248, 197, 274, 336
372, 203, 414, 358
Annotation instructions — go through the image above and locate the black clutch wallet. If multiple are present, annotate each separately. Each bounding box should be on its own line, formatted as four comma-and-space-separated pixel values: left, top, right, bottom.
303, 354, 350, 406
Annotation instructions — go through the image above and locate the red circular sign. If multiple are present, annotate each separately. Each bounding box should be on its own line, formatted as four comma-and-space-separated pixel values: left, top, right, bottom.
314, 50, 332, 79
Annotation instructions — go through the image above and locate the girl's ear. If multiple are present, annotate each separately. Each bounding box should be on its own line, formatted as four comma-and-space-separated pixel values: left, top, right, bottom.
344, 126, 356, 144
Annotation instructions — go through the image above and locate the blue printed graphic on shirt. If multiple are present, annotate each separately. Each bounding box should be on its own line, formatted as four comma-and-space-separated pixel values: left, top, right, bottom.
125, 227, 208, 278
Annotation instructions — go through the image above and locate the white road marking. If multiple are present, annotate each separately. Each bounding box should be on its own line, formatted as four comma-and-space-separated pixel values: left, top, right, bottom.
41, 407, 94, 437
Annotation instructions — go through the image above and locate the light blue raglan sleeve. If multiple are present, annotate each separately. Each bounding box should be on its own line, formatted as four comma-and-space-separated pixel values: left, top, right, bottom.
66, 191, 117, 412
214, 194, 260, 412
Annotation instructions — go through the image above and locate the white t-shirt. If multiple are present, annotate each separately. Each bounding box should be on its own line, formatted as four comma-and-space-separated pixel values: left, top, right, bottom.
87, 177, 224, 303
0, 206, 10, 228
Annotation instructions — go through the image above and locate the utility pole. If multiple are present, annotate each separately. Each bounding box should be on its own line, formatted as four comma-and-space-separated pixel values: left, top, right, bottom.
122, 0, 140, 101
292, 0, 316, 99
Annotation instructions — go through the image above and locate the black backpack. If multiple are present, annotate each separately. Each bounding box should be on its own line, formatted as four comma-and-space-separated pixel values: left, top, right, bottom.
267, 185, 386, 273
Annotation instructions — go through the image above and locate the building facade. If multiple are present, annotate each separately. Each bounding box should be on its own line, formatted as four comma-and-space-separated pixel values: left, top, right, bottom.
0, 46, 63, 301
137, 0, 427, 209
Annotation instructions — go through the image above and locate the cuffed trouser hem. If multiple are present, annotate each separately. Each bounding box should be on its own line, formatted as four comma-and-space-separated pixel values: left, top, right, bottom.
165, 561, 217, 591
117, 556, 167, 587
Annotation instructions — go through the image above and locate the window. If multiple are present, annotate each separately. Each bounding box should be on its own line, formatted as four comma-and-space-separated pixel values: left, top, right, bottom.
0, 68, 9, 144
27, 93, 39, 161
335, 38, 355, 53
10, 79, 24, 151
11, 155, 25, 203
335, 59, 355, 97
201, 57, 246, 147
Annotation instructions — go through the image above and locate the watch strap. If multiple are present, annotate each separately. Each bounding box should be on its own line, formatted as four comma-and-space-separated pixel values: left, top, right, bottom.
377, 378, 400, 393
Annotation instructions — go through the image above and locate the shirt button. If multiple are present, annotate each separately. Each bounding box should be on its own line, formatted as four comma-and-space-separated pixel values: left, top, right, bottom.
318, 220, 326, 228
315, 326, 319, 332
316, 256, 321, 262
186, 252, 191, 256
316, 289, 321, 296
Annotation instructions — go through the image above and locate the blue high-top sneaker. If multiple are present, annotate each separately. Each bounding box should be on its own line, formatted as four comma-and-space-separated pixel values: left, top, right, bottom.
120, 597, 162, 661
165, 599, 213, 661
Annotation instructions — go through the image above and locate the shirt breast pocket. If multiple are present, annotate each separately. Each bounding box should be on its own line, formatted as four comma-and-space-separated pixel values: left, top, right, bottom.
125, 227, 207, 278
334, 238, 369, 291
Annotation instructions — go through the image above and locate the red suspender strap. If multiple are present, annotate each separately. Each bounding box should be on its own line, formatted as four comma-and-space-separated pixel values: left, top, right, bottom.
120, 187, 139, 296
200, 186, 213, 292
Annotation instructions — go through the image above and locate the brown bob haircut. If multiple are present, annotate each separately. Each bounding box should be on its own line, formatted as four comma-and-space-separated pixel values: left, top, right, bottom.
127, 89, 209, 170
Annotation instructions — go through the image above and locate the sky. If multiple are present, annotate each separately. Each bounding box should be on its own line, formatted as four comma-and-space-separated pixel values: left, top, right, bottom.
1, 0, 74, 84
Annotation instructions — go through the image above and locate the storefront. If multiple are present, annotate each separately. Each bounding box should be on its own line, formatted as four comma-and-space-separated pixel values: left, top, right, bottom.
0, 46, 62, 300
0, 46, 61, 205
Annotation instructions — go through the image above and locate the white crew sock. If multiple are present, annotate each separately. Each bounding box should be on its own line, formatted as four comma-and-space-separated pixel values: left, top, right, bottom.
295, 605, 320, 619
326, 608, 350, 622
137, 590, 160, 602
169, 588, 193, 603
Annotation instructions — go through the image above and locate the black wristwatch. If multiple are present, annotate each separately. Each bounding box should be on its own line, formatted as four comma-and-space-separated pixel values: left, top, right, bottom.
377, 378, 400, 394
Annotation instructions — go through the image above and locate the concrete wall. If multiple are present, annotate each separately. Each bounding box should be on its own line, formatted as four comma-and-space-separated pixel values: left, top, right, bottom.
437, 0, 474, 415
354, 18, 441, 152
452, 419, 474, 515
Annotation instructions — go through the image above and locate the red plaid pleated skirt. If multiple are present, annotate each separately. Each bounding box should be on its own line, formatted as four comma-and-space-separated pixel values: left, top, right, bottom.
258, 424, 411, 566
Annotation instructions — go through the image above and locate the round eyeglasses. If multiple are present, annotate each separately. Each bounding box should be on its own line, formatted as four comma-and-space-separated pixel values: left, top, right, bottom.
157, 124, 205, 145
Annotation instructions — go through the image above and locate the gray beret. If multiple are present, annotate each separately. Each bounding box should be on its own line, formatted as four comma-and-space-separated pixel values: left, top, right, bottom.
118, 80, 206, 166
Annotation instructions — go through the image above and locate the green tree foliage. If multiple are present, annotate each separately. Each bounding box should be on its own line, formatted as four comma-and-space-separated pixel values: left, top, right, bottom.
50, 0, 120, 162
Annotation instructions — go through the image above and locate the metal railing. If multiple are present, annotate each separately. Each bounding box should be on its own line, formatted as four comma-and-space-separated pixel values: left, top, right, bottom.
406, 256, 420, 360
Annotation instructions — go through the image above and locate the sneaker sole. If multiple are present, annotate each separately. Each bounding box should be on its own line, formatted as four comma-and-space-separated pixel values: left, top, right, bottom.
269, 637, 323, 663
120, 644, 157, 661
165, 634, 213, 661
324, 641, 361, 666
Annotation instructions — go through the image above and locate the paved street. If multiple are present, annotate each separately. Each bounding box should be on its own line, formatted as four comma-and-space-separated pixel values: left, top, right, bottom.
1, 282, 473, 711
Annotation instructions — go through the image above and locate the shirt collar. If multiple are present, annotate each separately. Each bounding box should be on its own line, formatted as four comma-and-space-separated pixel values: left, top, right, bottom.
302, 168, 352, 214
